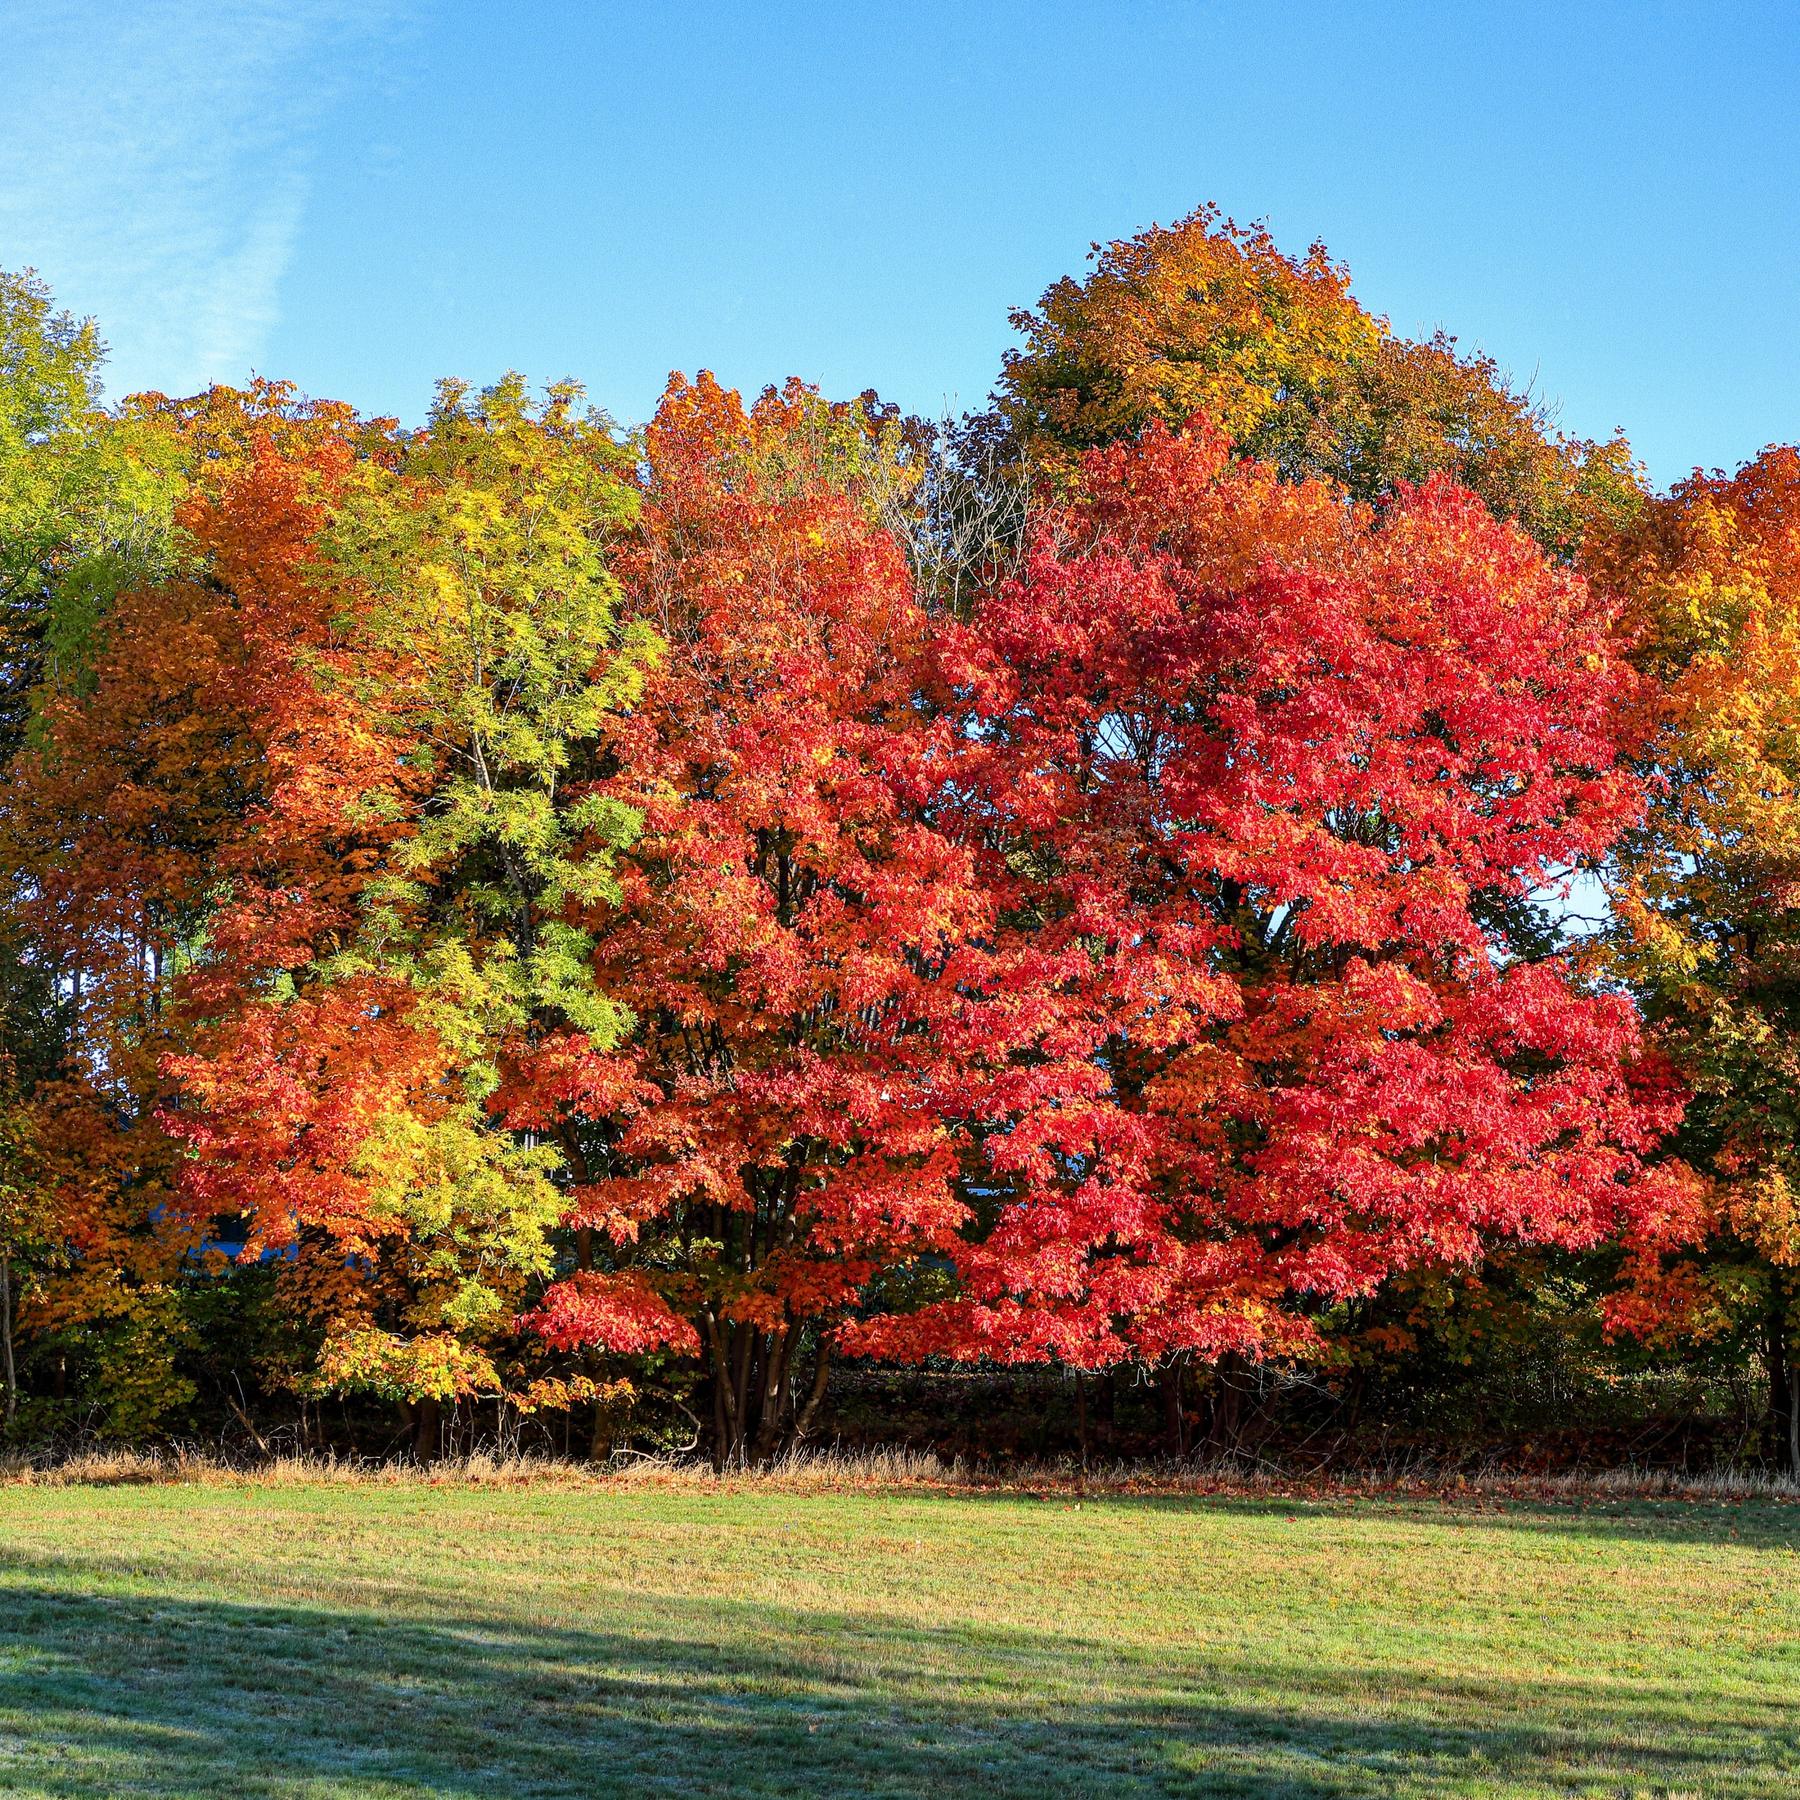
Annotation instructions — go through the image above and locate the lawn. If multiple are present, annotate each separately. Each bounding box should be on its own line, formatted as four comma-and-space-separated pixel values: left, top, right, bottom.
0, 1476, 1795, 1797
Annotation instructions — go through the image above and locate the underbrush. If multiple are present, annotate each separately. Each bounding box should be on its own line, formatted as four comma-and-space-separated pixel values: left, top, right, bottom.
5, 1440, 1798, 1501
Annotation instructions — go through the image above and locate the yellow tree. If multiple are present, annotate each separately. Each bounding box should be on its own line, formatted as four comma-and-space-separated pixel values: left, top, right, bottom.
1596, 446, 1800, 1467
164, 376, 658, 1455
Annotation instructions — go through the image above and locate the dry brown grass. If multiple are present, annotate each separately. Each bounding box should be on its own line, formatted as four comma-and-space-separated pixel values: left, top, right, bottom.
4, 1440, 1797, 1502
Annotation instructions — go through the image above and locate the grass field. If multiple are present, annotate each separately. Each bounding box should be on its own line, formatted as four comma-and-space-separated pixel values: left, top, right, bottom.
0, 1472, 1796, 1797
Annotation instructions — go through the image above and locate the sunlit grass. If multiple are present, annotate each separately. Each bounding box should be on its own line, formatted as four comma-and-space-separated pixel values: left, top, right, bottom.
1, 1477, 1795, 1796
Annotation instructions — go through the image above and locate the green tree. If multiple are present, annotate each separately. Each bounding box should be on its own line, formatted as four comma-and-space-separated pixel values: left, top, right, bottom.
0, 267, 187, 758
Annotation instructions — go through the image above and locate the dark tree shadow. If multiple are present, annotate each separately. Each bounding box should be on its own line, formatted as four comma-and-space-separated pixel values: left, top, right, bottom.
1, 1538, 1797, 1798
958, 1490, 1800, 1551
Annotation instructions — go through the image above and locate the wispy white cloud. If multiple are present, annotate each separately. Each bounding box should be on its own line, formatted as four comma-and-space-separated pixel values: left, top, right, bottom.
0, 0, 398, 396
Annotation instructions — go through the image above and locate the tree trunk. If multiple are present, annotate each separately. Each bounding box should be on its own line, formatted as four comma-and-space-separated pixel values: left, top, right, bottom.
1790, 1363, 1799, 1485
708, 1361, 730, 1472
704, 1319, 829, 1469
1161, 1362, 1186, 1459
411, 1396, 442, 1463
1, 1251, 15, 1428
749, 1324, 796, 1466
1774, 1297, 1800, 1480
793, 1340, 830, 1444
702, 1314, 753, 1470
1207, 1354, 1245, 1453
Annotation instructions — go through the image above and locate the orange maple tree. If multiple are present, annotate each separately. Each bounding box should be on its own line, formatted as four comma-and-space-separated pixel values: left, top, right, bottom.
984, 204, 1640, 558
1592, 445, 1800, 1464
0, 384, 374, 1429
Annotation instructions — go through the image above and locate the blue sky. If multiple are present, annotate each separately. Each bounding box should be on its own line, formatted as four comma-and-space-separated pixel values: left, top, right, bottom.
2, 0, 1795, 488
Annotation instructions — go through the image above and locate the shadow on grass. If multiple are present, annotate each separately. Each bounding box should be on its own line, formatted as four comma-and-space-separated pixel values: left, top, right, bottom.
948, 1490, 1800, 1551
1, 1559, 1796, 1799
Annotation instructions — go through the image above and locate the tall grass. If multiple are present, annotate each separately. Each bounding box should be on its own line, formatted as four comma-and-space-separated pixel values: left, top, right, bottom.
3, 1441, 1796, 1498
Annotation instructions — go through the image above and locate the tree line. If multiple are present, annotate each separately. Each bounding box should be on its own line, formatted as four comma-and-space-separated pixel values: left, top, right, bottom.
2, 206, 1796, 1468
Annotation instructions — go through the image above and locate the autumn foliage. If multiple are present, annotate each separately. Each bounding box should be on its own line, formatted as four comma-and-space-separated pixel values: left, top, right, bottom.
1592, 448, 1800, 1440
0, 208, 1795, 1468
522, 375, 1091, 1463
985, 204, 1641, 558
848, 425, 1686, 1369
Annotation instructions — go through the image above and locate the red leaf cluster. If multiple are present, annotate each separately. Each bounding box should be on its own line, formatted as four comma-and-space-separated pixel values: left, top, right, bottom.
848, 424, 1688, 1366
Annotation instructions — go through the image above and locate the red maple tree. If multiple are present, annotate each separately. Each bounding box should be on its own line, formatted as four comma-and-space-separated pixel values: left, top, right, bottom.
523, 374, 1086, 1462
850, 423, 1691, 1369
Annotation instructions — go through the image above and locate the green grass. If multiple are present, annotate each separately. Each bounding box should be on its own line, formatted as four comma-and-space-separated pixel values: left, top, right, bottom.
0, 1478, 1796, 1796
